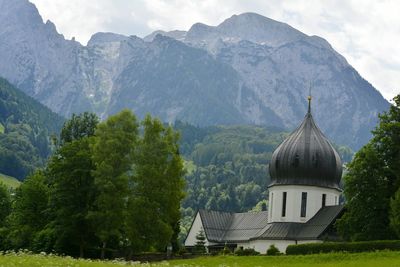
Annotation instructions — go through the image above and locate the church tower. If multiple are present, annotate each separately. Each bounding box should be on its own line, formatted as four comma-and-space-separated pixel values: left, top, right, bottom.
268, 95, 342, 223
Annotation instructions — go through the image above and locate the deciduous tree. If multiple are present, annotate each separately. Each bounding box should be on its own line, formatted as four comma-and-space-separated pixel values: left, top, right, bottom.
127, 115, 185, 253
89, 109, 138, 259
337, 94, 400, 240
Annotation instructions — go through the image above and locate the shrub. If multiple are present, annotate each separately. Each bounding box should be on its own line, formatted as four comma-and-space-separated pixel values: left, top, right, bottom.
286, 240, 400, 255
234, 247, 260, 256
220, 244, 231, 255
177, 247, 188, 256
194, 230, 206, 254
31, 228, 56, 253
266, 244, 281, 256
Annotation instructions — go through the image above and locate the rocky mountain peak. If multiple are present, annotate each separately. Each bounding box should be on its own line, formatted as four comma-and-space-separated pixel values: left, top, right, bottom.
0, 4, 390, 149
144, 30, 187, 42
185, 12, 306, 47
219, 13, 306, 45
87, 32, 129, 46
0, 0, 42, 29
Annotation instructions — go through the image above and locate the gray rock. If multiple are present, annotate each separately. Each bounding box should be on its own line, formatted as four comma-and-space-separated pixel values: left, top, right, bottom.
0, 1, 389, 149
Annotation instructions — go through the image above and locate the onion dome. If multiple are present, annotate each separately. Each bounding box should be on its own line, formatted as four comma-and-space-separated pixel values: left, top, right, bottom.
269, 96, 342, 189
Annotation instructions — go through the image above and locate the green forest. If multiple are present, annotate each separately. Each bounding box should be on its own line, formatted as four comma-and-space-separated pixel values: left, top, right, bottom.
174, 122, 354, 239
0, 111, 185, 258
0, 78, 64, 179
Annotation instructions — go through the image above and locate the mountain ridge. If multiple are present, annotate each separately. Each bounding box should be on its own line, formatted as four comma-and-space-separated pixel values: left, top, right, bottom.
0, 0, 389, 149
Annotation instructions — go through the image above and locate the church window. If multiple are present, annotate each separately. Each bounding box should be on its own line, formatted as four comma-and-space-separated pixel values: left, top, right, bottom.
300, 192, 307, 217
281, 192, 287, 217
322, 194, 326, 207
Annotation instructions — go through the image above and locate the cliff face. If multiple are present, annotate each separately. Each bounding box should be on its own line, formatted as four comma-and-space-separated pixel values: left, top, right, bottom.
0, 2, 389, 149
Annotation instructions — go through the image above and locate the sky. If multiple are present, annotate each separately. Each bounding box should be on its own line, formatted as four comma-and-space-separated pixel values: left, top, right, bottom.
30, 0, 400, 101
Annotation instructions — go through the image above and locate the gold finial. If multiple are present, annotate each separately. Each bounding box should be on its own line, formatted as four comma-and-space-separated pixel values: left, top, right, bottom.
308, 82, 312, 113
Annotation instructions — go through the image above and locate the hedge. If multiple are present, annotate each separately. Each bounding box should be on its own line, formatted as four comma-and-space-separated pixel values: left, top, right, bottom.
286, 240, 400, 255
234, 248, 260, 256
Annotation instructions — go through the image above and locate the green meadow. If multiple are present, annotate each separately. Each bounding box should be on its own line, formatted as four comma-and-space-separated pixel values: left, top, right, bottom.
0, 251, 399, 267
0, 173, 20, 189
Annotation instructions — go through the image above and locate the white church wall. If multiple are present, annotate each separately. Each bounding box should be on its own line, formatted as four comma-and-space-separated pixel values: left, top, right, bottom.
297, 240, 322, 244
184, 212, 217, 247
242, 239, 322, 254
243, 239, 296, 254
268, 185, 341, 223
184, 212, 202, 247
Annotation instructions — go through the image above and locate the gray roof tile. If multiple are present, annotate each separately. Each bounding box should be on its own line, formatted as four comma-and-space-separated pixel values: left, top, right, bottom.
198, 205, 344, 243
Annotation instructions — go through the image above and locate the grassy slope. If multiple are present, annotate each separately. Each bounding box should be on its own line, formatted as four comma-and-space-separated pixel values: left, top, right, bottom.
0, 173, 21, 188
0, 251, 399, 267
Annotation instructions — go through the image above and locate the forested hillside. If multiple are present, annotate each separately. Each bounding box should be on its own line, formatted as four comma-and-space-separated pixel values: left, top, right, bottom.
0, 78, 64, 179
175, 122, 354, 238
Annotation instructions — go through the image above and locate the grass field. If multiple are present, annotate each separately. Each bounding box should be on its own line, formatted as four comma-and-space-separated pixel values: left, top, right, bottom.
0, 122, 4, 134
0, 173, 21, 188
0, 251, 399, 267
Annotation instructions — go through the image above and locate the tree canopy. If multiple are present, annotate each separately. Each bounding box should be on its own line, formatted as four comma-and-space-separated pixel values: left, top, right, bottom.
0, 110, 185, 259
337, 94, 400, 240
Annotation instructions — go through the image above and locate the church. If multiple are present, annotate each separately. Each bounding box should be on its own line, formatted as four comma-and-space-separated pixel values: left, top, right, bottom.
184, 96, 344, 253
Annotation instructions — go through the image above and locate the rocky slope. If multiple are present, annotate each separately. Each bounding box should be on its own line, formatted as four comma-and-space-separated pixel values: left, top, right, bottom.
0, 1, 389, 149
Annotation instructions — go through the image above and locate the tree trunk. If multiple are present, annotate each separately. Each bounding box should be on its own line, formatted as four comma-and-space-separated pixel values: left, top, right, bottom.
79, 243, 84, 258
79, 235, 85, 258
101, 241, 107, 259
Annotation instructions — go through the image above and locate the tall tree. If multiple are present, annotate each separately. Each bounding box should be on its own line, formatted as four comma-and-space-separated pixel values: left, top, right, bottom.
59, 112, 99, 145
127, 115, 185, 253
336, 144, 392, 240
390, 188, 400, 237
371, 95, 400, 196
47, 112, 98, 257
337, 94, 400, 240
7, 171, 49, 249
0, 183, 11, 227
89, 109, 138, 259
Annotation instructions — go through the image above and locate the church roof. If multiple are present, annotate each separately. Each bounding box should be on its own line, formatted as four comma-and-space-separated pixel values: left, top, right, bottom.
255, 205, 344, 240
268, 100, 342, 189
198, 210, 268, 242
197, 205, 344, 243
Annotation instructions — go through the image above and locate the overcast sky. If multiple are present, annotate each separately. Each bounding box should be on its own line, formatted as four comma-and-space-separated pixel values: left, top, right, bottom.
30, 0, 399, 101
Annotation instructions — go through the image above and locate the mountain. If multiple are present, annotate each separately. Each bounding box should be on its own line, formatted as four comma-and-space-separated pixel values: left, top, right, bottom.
0, 78, 64, 179
107, 35, 283, 126
0, 1, 390, 149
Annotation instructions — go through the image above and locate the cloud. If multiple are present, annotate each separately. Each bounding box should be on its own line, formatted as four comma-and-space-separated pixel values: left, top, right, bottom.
30, 0, 400, 100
